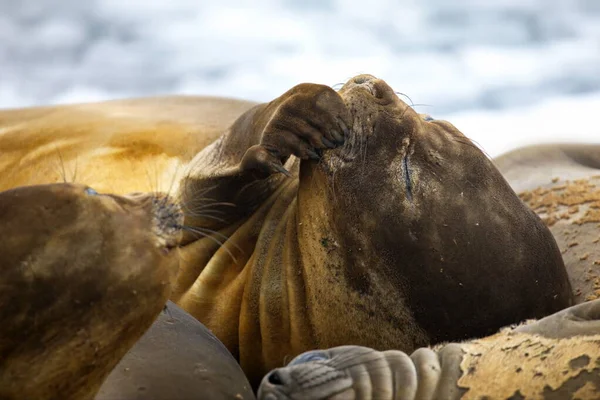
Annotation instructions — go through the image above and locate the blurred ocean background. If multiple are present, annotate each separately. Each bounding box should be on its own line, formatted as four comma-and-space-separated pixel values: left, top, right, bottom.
1, 0, 599, 156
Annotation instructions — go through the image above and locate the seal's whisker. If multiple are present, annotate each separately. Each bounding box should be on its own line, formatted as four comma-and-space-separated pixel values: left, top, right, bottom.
181, 204, 236, 223
464, 136, 491, 159
331, 82, 346, 91
193, 226, 243, 254
191, 201, 238, 210
72, 156, 79, 183
395, 91, 415, 107
180, 181, 220, 201
177, 225, 239, 262
186, 207, 229, 217
153, 162, 161, 194
186, 196, 227, 204
159, 162, 183, 210
168, 162, 182, 195
180, 199, 221, 213
178, 223, 242, 252
55, 147, 68, 183
144, 167, 156, 193
450, 136, 490, 160
182, 212, 227, 224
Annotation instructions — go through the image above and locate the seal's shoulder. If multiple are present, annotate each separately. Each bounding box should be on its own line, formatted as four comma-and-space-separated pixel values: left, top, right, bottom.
0, 95, 257, 150
493, 143, 600, 193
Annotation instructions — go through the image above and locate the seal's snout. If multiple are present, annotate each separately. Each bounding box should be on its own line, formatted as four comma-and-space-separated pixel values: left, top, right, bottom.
341, 74, 395, 101
150, 194, 184, 252
257, 369, 290, 400
258, 364, 354, 400
352, 74, 376, 85
266, 370, 285, 386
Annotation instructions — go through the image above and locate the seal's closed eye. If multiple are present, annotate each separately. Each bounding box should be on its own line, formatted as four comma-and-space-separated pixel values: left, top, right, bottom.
288, 350, 329, 366
85, 187, 99, 196
422, 114, 434, 121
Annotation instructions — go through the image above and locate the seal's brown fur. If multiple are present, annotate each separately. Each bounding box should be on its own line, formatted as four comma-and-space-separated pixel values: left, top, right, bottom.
174, 75, 573, 384
0, 77, 574, 387
0, 96, 255, 194
0, 183, 182, 400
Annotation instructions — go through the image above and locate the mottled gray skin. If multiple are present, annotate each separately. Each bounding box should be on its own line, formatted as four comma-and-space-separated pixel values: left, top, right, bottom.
494, 144, 600, 305
96, 301, 255, 400
257, 300, 600, 400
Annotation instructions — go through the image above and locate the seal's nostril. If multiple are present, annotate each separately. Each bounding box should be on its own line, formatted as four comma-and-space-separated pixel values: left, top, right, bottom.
267, 371, 283, 385
354, 76, 368, 84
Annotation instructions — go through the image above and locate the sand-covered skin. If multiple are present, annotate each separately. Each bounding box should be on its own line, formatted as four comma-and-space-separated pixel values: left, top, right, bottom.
519, 176, 600, 302
459, 332, 600, 399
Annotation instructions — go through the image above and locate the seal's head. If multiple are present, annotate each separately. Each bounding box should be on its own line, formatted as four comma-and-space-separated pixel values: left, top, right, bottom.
297, 74, 572, 348
257, 347, 378, 400
0, 183, 182, 400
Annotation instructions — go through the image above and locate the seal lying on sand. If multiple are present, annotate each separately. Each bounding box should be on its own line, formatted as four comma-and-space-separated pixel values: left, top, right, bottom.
257, 143, 600, 399
173, 75, 574, 384
0, 75, 574, 386
0, 183, 182, 400
495, 144, 600, 304
257, 299, 600, 400
96, 300, 255, 400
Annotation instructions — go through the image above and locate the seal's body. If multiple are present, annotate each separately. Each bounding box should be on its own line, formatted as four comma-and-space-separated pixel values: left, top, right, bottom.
0, 75, 573, 386
495, 144, 600, 304
0, 183, 182, 400
0, 96, 255, 194
96, 301, 255, 400
257, 299, 600, 400
173, 75, 573, 383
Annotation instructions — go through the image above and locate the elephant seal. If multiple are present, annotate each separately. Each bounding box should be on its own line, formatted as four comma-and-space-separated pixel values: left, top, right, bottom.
174, 74, 573, 385
0, 183, 182, 400
257, 299, 600, 400
96, 301, 255, 400
494, 144, 600, 304
0, 96, 256, 194
0, 75, 574, 387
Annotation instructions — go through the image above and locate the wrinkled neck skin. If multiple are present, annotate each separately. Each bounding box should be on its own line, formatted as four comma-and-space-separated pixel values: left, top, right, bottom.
173, 76, 571, 387
173, 98, 429, 387
296, 160, 430, 352
175, 153, 426, 388
172, 105, 310, 385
